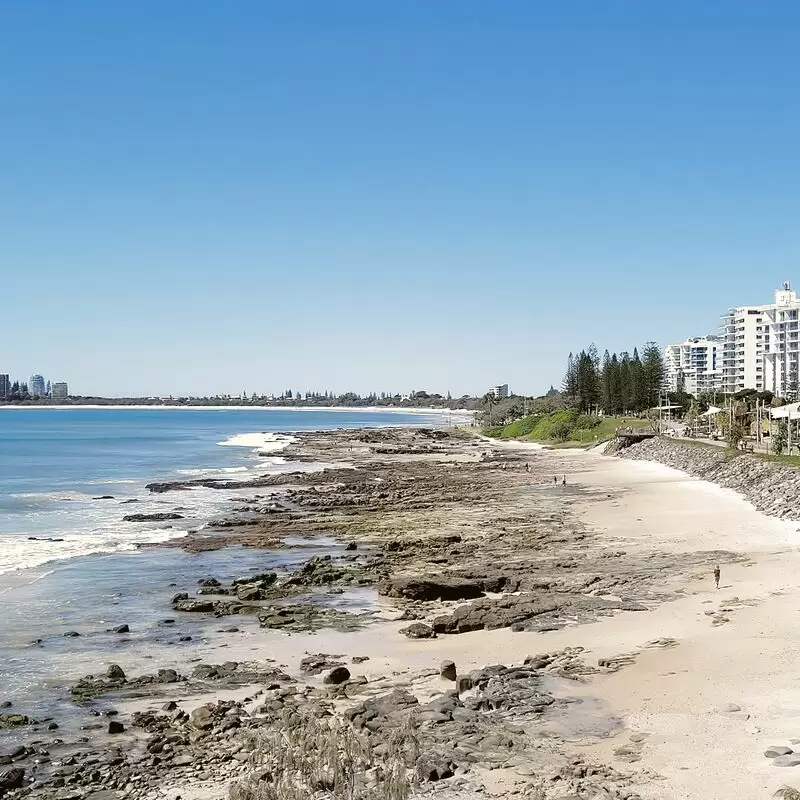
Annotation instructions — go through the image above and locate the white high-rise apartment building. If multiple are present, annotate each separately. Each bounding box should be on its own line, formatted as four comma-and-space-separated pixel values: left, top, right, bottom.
664, 336, 722, 395
763, 283, 800, 398
29, 374, 46, 398
720, 283, 800, 398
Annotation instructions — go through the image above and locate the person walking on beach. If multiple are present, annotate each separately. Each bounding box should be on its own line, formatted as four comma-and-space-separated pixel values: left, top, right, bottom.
553, 475, 558, 485
562, 475, 566, 486
713, 565, 721, 589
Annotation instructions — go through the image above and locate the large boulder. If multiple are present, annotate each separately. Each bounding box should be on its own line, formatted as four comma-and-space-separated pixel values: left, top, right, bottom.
323, 666, 351, 685
189, 705, 215, 730
175, 599, 214, 613
106, 664, 126, 681
440, 660, 457, 681
0, 768, 25, 796
432, 595, 562, 634
399, 623, 436, 639
235, 584, 262, 601
0, 715, 30, 730
378, 576, 484, 602
123, 512, 184, 522
416, 753, 455, 782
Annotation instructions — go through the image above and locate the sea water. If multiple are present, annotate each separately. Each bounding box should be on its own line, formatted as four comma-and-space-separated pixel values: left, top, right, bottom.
0, 407, 442, 730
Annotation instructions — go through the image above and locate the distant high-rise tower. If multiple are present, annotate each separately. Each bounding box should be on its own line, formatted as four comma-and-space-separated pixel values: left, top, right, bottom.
0, 374, 9, 399
51, 382, 69, 399
29, 374, 46, 398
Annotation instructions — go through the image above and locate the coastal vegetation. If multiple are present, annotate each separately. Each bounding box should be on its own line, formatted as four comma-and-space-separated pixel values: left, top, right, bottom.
482, 341, 667, 444
562, 342, 665, 415
231, 711, 414, 800
0, 389, 478, 410
487, 408, 648, 445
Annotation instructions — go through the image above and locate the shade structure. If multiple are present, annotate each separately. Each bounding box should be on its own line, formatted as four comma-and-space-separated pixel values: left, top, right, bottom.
769, 402, 800, 420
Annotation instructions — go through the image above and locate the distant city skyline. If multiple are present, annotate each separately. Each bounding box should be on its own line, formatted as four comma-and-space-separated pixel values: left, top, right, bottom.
3, 3, 800, 395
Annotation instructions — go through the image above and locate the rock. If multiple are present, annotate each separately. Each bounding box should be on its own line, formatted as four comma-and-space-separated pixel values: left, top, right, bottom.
379, 576, 484, 602
0, 715, 30, 730
112, 624, 130, 634
236, 584, 262, 601
0, 703, 10, 709
64, 630, 81, 637
440, 660, 457, 681
106, 664, 126, 681
456, 676, 473, 695
190, 706, 215, 730
720, 703, 741, 713
432, 595, 563, 634
400, 623, 436, 639
416, 753, 455, 782
123, 513, 183, 522
766, 746, 794, 758
175, 599, 214, 613
232, 572, 277, 587
773, 754, 800, 767
301, 655, 345, 675
345, 542, 357, 551
179, 635, 192, 642
352, 656, 370, 664
171, 753, 195, 767
171, 593, 189, 604
162, 702, 178, 711
323, 666, 351, 685
107, 720, 125, 734
156, 669, 179, 683
0, 768, 25, 795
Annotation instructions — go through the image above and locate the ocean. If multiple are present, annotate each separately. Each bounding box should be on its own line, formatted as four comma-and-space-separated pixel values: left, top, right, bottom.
0, 407, 443, 729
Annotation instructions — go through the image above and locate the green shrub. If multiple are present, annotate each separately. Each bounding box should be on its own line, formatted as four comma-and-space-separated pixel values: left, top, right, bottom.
549, 420, 573, 441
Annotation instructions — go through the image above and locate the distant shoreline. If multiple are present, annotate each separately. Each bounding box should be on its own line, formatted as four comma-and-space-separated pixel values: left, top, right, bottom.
0, 404, 471, 414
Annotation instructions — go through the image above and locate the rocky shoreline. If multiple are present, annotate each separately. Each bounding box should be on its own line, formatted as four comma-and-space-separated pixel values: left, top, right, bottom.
0, 427, 721, 800
615, 436, 800, 521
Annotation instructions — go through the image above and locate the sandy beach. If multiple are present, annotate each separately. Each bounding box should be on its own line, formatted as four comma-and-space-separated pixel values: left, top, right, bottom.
6, 428, 800, 800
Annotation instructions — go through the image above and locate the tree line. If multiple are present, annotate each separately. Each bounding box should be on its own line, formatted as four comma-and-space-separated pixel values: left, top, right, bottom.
562, 343, 665, 415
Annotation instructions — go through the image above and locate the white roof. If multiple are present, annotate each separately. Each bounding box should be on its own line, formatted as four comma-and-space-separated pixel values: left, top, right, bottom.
699, 405, 723, 417
769, 402, 800, 419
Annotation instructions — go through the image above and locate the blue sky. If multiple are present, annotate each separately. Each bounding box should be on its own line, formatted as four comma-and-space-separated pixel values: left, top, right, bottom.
2, 2, 799, 397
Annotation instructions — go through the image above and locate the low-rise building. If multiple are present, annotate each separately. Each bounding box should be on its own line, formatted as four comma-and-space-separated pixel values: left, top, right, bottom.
0, 374, 9, 399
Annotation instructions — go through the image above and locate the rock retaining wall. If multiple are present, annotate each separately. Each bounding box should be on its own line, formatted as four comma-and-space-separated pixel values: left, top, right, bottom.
616, 437, 800, 520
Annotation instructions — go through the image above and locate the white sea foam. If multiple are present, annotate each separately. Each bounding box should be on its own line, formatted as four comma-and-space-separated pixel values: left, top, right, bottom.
0, 528, 186, 576
175, 466, 250, 477
218, 432, 295, 453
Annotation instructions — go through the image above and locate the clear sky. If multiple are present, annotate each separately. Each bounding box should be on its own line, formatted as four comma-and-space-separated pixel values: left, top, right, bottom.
2, 2, 799, 397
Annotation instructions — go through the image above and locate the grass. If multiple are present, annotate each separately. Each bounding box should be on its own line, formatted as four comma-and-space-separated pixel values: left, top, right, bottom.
487, 411, 650, 448
230, 709, 417, 800
756, 453, 800, 467
551, 416, 650, 448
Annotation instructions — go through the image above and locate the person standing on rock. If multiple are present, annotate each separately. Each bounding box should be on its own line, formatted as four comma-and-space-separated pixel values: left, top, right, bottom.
713, 565, 721, 589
